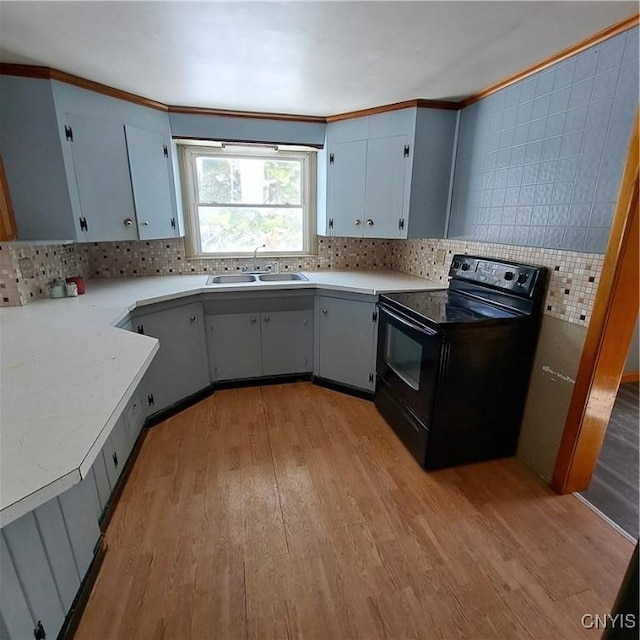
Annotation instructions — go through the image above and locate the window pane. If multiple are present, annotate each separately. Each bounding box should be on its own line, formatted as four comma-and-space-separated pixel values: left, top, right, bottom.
198, 206, 304, 253
196, 157, 237, 204
196, 156, 301, 205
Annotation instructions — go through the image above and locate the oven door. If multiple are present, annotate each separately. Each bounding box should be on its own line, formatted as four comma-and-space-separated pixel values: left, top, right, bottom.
376, 302, 441, 422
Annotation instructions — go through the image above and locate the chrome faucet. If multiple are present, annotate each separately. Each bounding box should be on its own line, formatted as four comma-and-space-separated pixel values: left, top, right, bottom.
252, 244, 266, 271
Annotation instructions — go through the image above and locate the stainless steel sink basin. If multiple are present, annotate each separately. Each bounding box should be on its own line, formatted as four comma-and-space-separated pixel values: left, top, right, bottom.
206, 274, 256, 284
257, 273, 308, 282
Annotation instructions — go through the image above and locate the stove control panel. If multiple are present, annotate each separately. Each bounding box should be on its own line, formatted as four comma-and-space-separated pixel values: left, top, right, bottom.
449, 255, 541, 298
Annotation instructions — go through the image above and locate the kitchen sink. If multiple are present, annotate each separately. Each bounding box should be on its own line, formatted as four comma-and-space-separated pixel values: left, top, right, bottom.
257, 273, 308, 282
206, 274, 257, 284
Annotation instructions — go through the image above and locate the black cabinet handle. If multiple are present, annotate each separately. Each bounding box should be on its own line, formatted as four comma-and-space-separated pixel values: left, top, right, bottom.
34, 621, 46, 640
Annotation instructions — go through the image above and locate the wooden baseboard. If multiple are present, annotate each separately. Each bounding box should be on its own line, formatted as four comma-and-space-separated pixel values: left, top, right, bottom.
621, 371, 640, 383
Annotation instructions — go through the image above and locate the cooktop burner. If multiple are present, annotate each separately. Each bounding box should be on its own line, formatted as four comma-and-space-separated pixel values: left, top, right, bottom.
382, 289, 519, 325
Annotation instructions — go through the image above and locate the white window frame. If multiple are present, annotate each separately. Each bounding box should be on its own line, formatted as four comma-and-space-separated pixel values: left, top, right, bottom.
179, 142, 317, 258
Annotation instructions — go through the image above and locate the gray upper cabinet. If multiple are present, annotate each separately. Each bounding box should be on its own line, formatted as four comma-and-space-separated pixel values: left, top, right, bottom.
0, 75, 182, 242
67, 112, 138, 242
136, 301, 209, 414
124, 125, 176, 240
319, 107, 458, 239
327, 139, 367, 236
315, 294, 378, 391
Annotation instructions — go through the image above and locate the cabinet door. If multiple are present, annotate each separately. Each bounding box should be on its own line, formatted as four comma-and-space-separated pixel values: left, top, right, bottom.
103, 413, 130, 490
138, 302, 209, 412
123, 389, 145, 451
327, 140, 367, 237
124, 125, 176, 240
66, 113, 137, 242
33, 499, 80, 612
57, 477, 101, 579
0, 533, 35, 640
261, 310, 313, 376
316, 296, 377, 391
2, 512, 66, 640
206, 313, 263, 381
364, 134, 409, 238
92, 450, 112, 513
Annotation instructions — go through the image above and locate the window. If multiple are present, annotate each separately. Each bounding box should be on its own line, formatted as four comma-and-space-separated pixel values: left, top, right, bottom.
180, 143, 316, 256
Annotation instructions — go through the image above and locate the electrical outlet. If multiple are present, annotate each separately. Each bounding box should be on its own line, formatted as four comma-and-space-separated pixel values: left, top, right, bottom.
18, 257, 34, 278
436, 249, 446, 265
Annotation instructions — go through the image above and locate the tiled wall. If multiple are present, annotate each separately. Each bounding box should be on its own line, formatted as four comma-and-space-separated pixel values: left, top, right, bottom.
450, 26, 638, 253
0, 235, 605, 327
390, 239, 603, 327
0, 242, 88, 306
80, 236, 393, 277
82, 235, 602, 327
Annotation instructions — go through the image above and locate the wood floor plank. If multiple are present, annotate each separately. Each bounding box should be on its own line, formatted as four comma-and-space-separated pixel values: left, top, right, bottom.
75, 383, 633, 640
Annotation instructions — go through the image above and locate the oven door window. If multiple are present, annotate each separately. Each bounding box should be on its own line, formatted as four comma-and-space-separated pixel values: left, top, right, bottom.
377, 304, 440, 422
386, 325, 422, 390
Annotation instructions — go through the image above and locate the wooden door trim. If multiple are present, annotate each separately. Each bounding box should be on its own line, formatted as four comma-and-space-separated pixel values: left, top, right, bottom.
551, 113, 639, 494
0, 155, 17, 241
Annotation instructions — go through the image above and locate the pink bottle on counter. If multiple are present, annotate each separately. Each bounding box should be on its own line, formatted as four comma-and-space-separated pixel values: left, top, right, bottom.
65, 276, 85, 294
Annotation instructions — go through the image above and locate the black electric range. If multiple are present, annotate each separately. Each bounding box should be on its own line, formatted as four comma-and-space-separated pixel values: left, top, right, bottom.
375, 254, 547, 470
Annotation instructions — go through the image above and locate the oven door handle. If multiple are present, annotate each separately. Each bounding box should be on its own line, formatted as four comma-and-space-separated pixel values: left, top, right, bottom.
378, 304, 437, 337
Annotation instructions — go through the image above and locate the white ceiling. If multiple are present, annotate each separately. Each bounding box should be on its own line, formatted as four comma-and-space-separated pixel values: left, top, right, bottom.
0, 1, 636, 116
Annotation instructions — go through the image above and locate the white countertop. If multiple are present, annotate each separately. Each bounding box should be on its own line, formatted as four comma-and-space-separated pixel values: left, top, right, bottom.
0, 270, 442, 525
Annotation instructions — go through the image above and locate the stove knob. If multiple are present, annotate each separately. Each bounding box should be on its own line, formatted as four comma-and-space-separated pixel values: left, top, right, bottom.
504, 271, 515, 281
461, 263, 470, 271
518, 273, 529, 284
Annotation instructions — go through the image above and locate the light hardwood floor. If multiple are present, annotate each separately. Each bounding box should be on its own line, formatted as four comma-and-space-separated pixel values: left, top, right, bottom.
75, 383, 634, 640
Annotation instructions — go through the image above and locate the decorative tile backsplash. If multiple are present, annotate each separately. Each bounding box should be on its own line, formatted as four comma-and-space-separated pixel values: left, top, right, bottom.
0, 235, 604, 327
390, 238, 603, 327
80, 236, 394, 277
0, 242, 88, 307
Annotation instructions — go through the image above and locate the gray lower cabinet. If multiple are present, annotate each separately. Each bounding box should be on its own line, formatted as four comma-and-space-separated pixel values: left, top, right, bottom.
1, 513, 66, 640
262, 310, 313, 375
0, 474, 101, 640
33, 499, 81, 612
0, 532, 34, 640
95, 388, 145, 515
103, 412, 131, 491
57, 476, 101, 579
206, 309, 313, 381
135, 301, 209, 415
91, 450, 112, 513
206, 313, 262, 381
315, 295, 378, 391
